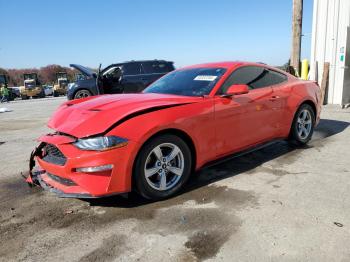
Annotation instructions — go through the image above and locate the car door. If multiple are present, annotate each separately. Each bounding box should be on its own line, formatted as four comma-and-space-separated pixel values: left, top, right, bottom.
101, 66, 124, 94
265, 70, 290, 135
214, 66, 281, 157
119, 63, 145, 93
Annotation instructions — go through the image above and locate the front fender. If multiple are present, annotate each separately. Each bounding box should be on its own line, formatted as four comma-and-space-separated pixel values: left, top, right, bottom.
107, 99, 216, 172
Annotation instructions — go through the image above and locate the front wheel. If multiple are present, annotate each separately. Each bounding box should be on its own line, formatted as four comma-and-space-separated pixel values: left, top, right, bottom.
289, 104, 315, 145
134, 134, 192, 200
74, 89, 91, 99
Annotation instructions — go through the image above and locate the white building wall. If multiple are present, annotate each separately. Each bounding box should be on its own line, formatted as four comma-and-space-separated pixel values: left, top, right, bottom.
310, 0, 350, 105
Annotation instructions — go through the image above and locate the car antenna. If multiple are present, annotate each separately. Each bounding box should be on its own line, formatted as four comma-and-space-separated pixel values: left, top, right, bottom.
96, 63, 102, 95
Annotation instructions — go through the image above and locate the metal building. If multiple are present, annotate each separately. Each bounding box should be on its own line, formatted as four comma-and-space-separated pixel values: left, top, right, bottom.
310, 0, 350, 106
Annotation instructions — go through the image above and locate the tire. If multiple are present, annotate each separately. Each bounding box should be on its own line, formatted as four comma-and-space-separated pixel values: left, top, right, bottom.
134, 134, 192, 200
39, 90, 45, 98
8, 94, 14, 101
21, 95, 28, 100
53, 91, 59, 97
74, 89, 91, 99
289, 103, 315, 145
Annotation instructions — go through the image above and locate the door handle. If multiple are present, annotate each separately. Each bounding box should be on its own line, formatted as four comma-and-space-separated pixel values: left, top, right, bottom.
269, 96, 280, 101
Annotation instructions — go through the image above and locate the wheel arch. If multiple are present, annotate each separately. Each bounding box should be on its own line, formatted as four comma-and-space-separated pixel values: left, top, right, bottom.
131, 128, 197, 188
299, 99, 317, 117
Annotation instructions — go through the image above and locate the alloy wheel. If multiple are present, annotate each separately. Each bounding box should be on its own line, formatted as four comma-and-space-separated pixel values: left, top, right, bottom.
144, 143, 184, 191
74, 90, 91, 99
297, 109, 312, 139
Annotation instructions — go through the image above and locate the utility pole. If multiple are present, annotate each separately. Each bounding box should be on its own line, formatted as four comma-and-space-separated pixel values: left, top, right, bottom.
290, 0, 303, 75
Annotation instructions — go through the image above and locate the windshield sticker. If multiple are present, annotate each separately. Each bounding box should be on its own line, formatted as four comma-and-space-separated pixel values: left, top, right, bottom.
194, 75, 218, 81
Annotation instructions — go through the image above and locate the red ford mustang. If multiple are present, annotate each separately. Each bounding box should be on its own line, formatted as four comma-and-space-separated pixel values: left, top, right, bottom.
27, 62, 322, 200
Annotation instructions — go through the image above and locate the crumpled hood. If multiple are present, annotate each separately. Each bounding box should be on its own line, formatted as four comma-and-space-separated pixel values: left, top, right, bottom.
48, 93, 202, 138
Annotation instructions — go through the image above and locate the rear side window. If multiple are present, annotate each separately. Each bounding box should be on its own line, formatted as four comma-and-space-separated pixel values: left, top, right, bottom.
218, 66, 287, 94
122, 63, 141, 75
267, 70, 288, 86
142, 61, 174, 74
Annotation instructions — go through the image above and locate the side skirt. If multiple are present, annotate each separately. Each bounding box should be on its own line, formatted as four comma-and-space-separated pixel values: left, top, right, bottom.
202, 139, 285, 169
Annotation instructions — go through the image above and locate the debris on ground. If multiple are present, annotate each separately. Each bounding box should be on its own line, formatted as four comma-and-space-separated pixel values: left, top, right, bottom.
0, 108, 12, 113
334, 222, 344, 227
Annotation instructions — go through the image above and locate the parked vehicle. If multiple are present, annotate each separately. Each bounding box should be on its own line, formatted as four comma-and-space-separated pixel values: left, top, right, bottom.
43, 85, 54, 96
53, 72, 68, 97
27, 62, 322, 200
0, 74, 20, 101
68, 60, 175, 100
9, 87, 20, 100
20, 73, 45, 99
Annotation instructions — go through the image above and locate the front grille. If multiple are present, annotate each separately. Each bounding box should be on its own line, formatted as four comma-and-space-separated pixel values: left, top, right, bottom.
47, 173, 76, 186
42, 144, 67, 166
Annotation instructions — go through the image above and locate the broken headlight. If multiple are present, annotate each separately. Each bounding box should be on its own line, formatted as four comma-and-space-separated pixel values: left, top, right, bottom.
73, 136, 128, 151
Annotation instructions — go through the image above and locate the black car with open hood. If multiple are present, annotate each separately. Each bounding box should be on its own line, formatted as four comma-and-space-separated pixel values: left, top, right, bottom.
67, 60, 175, 100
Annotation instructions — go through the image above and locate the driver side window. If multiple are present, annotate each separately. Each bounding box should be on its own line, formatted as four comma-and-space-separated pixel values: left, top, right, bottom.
218, 66, 287, 94
104, 67, 121, 78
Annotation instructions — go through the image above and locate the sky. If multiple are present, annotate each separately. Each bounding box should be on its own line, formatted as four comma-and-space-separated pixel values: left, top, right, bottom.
0, 0, 313, 69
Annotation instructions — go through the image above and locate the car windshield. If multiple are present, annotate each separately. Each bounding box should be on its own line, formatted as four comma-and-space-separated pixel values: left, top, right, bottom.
143, 67, 227, 96
57, 73, 67, 79
24, 74, 36, 81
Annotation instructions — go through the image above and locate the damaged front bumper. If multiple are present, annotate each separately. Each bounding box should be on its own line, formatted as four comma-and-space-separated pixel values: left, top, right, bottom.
27, 169, 94, 198
25, 133, 137, 198
27, 142, 95, 198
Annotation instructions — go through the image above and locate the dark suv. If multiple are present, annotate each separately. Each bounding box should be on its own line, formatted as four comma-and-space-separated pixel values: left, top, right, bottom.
68, 60, 175, 100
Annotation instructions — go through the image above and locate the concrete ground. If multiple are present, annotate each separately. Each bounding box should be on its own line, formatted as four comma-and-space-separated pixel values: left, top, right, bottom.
0, 97, 350, 262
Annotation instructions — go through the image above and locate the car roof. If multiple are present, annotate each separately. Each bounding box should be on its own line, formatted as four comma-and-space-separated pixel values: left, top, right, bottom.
110, 60, 174, 67
180, 61, 291, 76
182, 61, 243, 69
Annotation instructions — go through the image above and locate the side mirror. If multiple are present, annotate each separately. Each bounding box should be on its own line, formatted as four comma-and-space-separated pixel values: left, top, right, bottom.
224, 84, 249, 97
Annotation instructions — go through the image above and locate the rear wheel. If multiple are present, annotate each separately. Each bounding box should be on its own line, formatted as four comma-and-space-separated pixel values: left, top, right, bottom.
134, 134, 192, 200
289, 104, 315, 145
53, 91, 59, 97
21, 95, 28, 100
74, 89, 91, 99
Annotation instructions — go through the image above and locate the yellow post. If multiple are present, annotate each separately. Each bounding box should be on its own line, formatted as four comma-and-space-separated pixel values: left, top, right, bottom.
301, 59, 309, 80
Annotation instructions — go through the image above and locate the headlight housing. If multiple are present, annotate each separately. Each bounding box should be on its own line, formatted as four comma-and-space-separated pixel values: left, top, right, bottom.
73, 136, 128, 151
